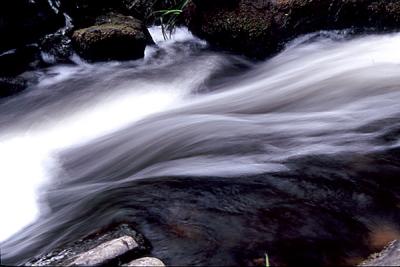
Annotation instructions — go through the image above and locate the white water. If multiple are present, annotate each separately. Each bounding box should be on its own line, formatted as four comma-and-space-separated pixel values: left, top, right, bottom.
0, 90, 181, 241
0, 27, 203, 242
1, 27, 400, 253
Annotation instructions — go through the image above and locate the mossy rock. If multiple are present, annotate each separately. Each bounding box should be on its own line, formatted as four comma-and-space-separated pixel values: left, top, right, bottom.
185, 0, 400, 58
72, 13, 154, 61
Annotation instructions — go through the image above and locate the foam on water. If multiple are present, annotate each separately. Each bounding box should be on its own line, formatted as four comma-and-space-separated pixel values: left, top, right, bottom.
0, 27, 201, 242
1, 28, 400, 266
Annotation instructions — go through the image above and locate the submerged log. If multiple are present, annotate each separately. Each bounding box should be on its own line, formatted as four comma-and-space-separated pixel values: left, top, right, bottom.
27, 224, 151, 266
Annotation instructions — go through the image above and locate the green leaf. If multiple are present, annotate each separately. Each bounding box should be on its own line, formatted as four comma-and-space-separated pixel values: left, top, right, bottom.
153, 0, 190, 40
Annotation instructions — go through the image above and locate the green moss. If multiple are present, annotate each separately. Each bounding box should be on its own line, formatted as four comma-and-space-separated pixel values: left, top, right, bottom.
188, 0, 400, 58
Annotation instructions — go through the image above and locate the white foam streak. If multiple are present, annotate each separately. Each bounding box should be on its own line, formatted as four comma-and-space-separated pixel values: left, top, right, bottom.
0, 27, 199, 241
2, 29, 400, 243
0, 138, 47, 241
0, 87, 184, 241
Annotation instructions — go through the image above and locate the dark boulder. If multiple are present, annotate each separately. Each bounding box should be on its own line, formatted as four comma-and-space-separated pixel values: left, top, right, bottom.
59, 0, 120, 28
185, 0, 400, 58
60, 0, 178, 27
39, 13, 75, 65
71, 13, 154, 61
185, 0, 278, 58
120, 0, 181, 23
40, 32, 74, 64
0, 76, 27, 98
0, 45, 42, 98
0, 0, 64, 52
0, 45, 41, 76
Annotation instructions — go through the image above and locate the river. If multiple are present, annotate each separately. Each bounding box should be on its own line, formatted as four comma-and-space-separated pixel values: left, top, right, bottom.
1, 27, 399, 266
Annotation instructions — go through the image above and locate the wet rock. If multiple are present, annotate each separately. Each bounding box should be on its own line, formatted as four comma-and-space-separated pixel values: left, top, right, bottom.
0, 76, 27, 98
60, 0, 175, 27
27, 224, 150, 266
0, 45, 41, 97
59, 0, 120, 28
123, 257, 165, 266
0, 45, 41, 76
0, 0, 66, 97
40, 32, 73, 64
185, 0, 400, 58
0, 0, 64, 52
360, 240, 400, 266
121, 0, 180, 23
72, 13, 154, 61
184, 0, 277, 58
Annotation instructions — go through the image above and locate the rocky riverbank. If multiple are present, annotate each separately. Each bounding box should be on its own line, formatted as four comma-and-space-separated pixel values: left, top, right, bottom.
26, 224, 165, 266
3, 0, 400, 97
184, 0, 400, 58
0, 0, 162, 97
25, 222, 399, 266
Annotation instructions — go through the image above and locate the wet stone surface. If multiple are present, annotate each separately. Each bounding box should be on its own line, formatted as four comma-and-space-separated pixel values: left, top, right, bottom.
123, 257, 166, 266
27, 224, 151, 266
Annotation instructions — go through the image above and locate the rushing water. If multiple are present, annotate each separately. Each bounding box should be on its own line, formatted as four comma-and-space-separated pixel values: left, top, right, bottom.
1, 27, 400, 266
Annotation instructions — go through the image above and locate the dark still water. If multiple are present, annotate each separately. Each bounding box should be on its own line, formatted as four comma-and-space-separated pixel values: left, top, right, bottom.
1, 27, 399, 266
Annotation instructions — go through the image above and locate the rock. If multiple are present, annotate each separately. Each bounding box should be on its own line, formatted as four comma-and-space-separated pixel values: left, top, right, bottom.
360, 240, 400, 266
120, 0, 179, 23
184, 0, 277, 58
0, 45, 41, 76
72, 13, 154, 61
0, 0, 64, 52
0, 0, 67, 98
40, 32, 73, 64
27, 224, 150, 266
70, 236, 139, 266
59, 0, 173, 27
123, 257, 165, 266
120, 0, 159, 22
0, 76, 27, 98
0, 45, 42, 97
185, 0, 400, 58
59, 0, 120, 28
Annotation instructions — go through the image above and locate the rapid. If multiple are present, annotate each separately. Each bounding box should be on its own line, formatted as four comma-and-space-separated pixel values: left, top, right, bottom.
1, 27, 400, 265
